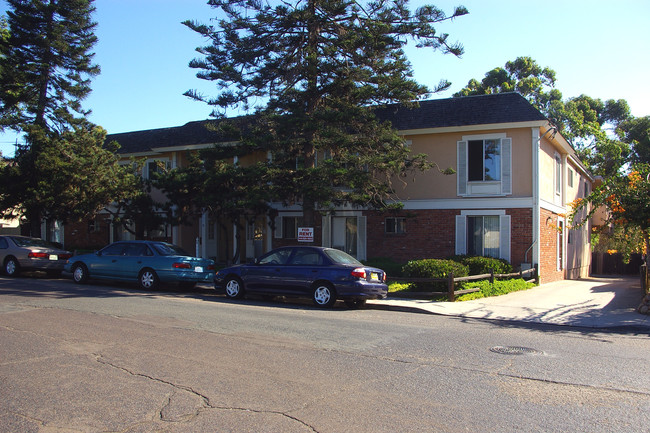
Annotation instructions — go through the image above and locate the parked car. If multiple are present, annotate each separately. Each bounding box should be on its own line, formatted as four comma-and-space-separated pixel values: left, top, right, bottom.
0, 235, 73, 277
214, 246, 388, 308
64, 240, 215, 290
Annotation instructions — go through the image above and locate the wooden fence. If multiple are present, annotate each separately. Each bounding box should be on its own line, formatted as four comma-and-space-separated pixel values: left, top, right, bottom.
388, 267, 538, 302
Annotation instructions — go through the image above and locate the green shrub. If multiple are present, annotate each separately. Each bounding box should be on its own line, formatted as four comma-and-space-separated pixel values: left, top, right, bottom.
456, 278, 535, 301
388, 282, 411, 293
460, 256, 513, 275
363, 257, 405, 277
402, 259, 469, 291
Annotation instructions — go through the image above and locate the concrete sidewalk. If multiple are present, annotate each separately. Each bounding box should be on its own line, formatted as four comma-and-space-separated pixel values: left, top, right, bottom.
368, 276, 650, 330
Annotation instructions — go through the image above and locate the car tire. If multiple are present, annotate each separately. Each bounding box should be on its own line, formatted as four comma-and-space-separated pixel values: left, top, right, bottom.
4, 257, 20, 277
312, 282, 336, 308
344, 299, 366, 309
72, 263, 89, 284
224, 276, 244, 299
139, 269, 159, 290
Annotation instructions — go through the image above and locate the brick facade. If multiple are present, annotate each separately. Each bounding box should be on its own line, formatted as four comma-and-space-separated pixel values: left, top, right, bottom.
539, 208, 565, 283
366, 208, 534, 269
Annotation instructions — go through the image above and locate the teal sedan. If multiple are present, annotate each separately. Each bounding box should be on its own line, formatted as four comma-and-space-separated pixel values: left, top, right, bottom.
65, 241, 215, 290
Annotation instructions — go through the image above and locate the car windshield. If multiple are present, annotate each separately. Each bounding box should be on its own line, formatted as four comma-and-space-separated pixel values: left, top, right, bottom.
10, 237, 60, 249
152, 243, 190, 256
323, 248, 362, 265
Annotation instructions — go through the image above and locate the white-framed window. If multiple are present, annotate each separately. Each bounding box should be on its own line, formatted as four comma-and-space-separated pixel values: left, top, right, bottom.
457, 134, 511, 196
455, 210, 510, 261
144, 158, 170, 180
568, 167, 574, 188
555, 153, 562, 197
385, 217, 406, 234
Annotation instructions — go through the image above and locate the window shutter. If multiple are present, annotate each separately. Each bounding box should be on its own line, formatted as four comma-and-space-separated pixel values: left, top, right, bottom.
499, 215, 511, 262
455, 215, 466, 255
457, 141, 467, 195
357, 216, 367, 261
274, 216, 282, 239
321, 215, 331, 247
501, 138, 512, 195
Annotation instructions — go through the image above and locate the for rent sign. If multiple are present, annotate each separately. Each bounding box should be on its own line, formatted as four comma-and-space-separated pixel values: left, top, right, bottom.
297, 227, 314, 242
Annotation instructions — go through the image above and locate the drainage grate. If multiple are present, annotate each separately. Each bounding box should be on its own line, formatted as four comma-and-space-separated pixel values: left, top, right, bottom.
490, 346, 543, 356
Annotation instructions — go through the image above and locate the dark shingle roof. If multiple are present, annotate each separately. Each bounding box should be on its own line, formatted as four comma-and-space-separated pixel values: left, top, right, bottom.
107, 93, 547, 155
374, 92, 547, 130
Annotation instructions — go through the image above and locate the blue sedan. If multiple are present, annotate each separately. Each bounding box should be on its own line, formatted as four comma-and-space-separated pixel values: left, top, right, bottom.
65, 241, 215, 290
214, 246, 388, 308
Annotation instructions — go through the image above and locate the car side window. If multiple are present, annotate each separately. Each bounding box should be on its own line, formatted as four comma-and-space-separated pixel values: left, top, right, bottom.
101, 243, 125, 256
124, 243, 150, 257
0, 238, 7, 249
290, 249, 323, 266
259, 249, 292, 265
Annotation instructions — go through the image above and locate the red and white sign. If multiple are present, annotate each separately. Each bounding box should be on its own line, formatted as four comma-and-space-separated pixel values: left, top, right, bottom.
297, 227, 314, 242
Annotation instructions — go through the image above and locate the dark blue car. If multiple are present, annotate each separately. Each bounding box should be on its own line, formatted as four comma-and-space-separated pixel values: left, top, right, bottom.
214, 246, 388, 308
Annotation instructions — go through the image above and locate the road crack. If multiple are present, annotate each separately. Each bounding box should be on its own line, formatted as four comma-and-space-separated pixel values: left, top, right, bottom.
93, 353, 318, 432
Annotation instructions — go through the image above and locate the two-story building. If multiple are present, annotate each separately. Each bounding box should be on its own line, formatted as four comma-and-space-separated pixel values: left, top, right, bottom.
65, 93, 593, 283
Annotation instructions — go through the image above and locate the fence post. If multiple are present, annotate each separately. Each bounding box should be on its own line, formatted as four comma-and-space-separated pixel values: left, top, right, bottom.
490, 268, 494, 285
448, 273, 455, 302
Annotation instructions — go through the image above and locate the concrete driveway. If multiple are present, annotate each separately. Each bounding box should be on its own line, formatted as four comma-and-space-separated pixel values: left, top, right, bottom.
370, 276, 650, 330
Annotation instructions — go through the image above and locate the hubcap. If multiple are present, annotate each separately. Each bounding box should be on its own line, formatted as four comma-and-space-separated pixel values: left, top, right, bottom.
6, 260, 16, 275
142, 272, 154, 288
314, 286, 331, 305
73, 267, 84, 282
226, 280, 240, 297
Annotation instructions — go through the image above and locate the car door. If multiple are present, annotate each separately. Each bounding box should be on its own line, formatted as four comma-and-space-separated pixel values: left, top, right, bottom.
282, 248, 325, 295
90, 242, 127, 278
243, 247, 293, 293
120, 242, 154, 279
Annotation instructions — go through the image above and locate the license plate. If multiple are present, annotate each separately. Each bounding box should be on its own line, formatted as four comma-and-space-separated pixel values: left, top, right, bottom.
370, 272, 379, 281
194, 266, 204, 273
49, 255, 58, 261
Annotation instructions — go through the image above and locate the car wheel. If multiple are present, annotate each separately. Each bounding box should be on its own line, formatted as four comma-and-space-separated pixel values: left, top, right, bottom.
224, 276, 244, 299
345, 299, 366, 309
72, 263, 88, 284
4, 257, 20, 277
139, 269, 159, 290
312, 283, 336, 308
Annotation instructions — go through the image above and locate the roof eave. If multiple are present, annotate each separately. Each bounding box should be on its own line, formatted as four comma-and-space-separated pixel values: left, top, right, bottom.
398, 120, 548, 136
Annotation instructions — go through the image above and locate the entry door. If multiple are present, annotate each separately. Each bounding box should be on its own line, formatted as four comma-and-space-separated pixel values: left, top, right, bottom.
331, 216, 357, 257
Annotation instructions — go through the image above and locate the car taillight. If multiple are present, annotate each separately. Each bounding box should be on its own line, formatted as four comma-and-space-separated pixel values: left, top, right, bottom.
207, 264, 215, 270
28, 252, 49, 259
173, 262, 192, 269
59, 253, 72, 260
382, 272, 387, 282
351, 268, 366, 279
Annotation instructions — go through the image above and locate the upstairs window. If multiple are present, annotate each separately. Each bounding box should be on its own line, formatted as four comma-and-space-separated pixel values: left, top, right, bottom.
457, 135, 511, 196
468, 139, 501, 181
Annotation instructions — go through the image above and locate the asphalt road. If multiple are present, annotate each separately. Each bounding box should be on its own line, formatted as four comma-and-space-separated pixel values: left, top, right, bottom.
1, 275, 649, 432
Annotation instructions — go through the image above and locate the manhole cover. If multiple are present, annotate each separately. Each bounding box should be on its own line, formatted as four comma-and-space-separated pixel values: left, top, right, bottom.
490, 346, 543, 356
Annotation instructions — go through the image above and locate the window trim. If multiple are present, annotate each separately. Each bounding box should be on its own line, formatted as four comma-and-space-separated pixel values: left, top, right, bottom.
455, 210, 511, 262
457, 133, 511, 197
385, 217, 406, 234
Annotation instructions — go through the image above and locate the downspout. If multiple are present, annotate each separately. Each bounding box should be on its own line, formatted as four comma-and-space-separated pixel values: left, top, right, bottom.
529, 125, 558, 269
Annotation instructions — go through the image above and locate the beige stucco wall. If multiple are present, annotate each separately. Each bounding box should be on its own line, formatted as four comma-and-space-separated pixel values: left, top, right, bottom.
395, 127, 535, 200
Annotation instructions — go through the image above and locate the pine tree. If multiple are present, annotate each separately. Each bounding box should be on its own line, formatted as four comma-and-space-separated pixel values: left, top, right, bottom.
0, 0, 133, 238
181, 0, 467, 228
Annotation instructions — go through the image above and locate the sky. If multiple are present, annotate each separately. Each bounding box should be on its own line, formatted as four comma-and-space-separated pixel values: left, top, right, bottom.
1, 0, 649, 157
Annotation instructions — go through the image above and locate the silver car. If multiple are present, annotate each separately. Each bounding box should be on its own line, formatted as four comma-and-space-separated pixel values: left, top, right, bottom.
0, 235, 72, 277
